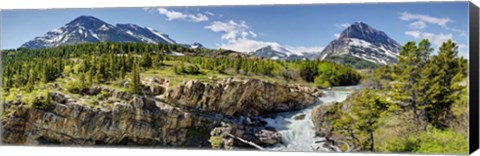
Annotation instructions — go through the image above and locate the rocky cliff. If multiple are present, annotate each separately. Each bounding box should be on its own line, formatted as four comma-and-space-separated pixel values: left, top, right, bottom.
2, 78, 319, 149
161, 78, 318, 117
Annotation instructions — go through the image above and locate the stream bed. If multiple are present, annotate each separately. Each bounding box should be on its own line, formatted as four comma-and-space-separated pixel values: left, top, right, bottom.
262, 85, 362, 152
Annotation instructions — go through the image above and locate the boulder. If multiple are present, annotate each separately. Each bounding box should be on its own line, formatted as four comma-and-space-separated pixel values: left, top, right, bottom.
293, 114, 306, 120
84, 86, 102, 95
49, 92, 68, 104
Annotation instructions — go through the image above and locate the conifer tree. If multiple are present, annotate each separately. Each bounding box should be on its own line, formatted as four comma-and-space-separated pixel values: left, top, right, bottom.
130, 62, 141, 95
391, 40, 432, 130
426, 39, 463, 129
120, 66, 125, 80
350, 88, 389, 151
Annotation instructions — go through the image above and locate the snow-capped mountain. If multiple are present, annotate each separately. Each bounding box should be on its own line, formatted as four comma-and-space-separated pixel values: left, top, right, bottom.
251, 45, 320, 60
180, 42, 204, 49
189, 42, 204, 49
20, 16, 176, 49
319, 22, 401, 65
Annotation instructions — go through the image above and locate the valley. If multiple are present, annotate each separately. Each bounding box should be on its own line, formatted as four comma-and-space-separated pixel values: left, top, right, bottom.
1, 15, 469, 155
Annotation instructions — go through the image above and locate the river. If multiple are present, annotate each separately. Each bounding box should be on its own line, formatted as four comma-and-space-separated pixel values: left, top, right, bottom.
262, 85, 362, 152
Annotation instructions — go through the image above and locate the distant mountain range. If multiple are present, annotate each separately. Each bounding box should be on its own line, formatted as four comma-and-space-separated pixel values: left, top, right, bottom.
250, 22, 401, 65
319, 22, 401, 65
20, 16, 181, 49
250, 45, 320, 61
20, 16, 401, 66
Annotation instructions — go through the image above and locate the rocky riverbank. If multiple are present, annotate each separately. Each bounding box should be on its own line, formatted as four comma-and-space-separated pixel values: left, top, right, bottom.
2, 77, 320, 149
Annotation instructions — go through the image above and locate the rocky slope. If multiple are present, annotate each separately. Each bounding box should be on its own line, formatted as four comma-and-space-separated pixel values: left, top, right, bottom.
2, 78, 319, 149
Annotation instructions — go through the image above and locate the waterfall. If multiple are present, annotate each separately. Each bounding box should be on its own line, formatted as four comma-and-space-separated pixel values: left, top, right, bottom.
262, 85, 358, 152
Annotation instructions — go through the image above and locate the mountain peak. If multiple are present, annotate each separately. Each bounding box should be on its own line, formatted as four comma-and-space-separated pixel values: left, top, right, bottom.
66, 15, 107, 27
339, 22, 381, 40
250, 44, 320, 61
319, 22, 401, 65
259, 45, 289, 53
351, 21, 367, 26
20, 16, 176, 49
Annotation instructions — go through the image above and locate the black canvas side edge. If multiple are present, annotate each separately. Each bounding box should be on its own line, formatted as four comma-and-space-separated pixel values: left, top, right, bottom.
469, 1, 479, 154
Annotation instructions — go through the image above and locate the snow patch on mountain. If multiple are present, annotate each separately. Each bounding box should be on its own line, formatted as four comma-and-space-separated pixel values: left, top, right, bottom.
250, 45, 321, 60
319, 22, 401, 65
20, 16, 177, 49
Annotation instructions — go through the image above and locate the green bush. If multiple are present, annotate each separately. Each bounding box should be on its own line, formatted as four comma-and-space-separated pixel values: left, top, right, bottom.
24, 91, 55, 111
209, 135, 224, 149
415, 129, 468, 154
379, 128, 468, 154
175, 64, 202, 75
65, 79, 83, 94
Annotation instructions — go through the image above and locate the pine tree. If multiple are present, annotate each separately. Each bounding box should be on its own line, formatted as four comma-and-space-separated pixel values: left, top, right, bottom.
141, 52, 152, 68
391, 40, 432, 130
130, 62, 142, 95
119, 66, 125, 80
426, 39, 463, 129
26, 69, 36, 91
350, 88, 389, 151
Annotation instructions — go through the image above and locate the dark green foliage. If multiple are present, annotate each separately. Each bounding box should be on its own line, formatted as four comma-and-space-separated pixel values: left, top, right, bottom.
2, 42, 362, 98
379, 128, 468, 154
391, 39, 466, 130
314, 61, 362, 88
328, 89, 390, 151
175, 63, 201, 75
129, 62, 142, 95
31, 91, 54, 111
319, 39, 468, 154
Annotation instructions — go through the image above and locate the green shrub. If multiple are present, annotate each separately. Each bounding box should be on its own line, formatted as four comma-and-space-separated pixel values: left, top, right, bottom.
65, 79, 83, 94
24, 90, 54, 111
415, 129, 468, 154
209, 135, 224, 149
175, 63, 202, 75
379, 128, 468, 154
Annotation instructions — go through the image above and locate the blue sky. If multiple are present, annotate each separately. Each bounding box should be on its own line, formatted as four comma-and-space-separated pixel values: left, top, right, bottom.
1, 2, 470, 56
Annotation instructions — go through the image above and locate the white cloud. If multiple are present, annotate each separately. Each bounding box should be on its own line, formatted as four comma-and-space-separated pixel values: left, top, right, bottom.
335, 23, 350, 29
458, 44, 469, 58
218, 39, 324, 53
149, 8, 210, 22
419, 32, 453, 47
409, 21, 427, 29
249, 31, 257, 38
334, 33, 340, 39
204, 11, 215, 16
206, 20, 323, 53
400, 12, 451, 27
204, 20, 251, 43
405, 30, 421, 38
445, 27, 467, 36
405, 30, 453, 47
400, 12, 466, 36
405, 30, 468, 58
218, 38, 280, 52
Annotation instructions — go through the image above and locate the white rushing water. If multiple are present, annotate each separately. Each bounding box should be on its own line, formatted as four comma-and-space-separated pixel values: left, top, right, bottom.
263, 85, 361, 152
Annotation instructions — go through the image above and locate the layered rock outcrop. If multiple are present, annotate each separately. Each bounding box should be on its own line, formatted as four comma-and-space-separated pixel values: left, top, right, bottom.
2, 95, 216, 146
161, 78, 318, 117
2, 78, 318, 149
